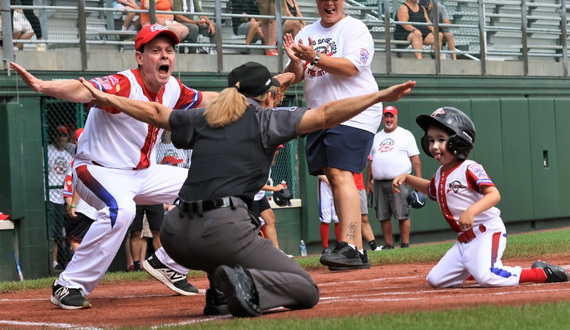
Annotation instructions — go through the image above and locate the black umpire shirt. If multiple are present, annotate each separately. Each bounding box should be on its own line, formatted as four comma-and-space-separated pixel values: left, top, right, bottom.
169, 99, 308, 204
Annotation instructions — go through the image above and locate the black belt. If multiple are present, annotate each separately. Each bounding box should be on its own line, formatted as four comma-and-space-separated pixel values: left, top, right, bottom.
179, 197, 233, 214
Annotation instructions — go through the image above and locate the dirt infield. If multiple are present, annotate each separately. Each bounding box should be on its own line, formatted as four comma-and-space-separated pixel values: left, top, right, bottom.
1, 254, 569, 328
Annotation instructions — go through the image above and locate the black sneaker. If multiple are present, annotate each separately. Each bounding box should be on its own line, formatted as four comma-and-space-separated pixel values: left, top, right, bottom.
143, 253, 199, 296
400, 243, 410, 248
381, 244, 394, 250
322, 247, 331, 255
531, 260, 569, 283
329, 250, 371, 271
213, 265, 261, 317
51, 280, 92, 310
203, 288, 230, 316
320, 241, 363, 268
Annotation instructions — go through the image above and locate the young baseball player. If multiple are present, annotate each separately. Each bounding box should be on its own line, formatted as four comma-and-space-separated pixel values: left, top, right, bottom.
392, 107, 569, 288
10, 24, 219, 310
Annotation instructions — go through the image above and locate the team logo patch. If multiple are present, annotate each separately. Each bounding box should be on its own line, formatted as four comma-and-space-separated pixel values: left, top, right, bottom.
378, 138, 395, 153
468, 163, 489, 180
360, 48, 369, 64
447, 180, 466, 193
92, 76, 118, 91
431, 108, 445, 117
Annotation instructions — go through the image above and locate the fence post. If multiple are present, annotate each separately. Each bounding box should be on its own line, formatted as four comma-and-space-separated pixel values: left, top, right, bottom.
384, 0, 392, 74
1, 0, 15, 62
521, 0, 528, 76
433, 0, 440, 74
561, 0, 568, 76
477, 0, 486, 75
78, 0, 88, 71
215, 0, 223, 72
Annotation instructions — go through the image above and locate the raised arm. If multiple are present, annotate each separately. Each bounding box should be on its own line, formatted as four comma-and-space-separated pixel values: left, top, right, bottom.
10, 62, 94, 103
80, 77, 174, 130
296, 80, 416, 135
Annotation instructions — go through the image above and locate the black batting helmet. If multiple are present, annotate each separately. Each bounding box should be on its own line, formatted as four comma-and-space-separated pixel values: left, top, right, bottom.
273, 189, 292, 207
416, 107, 476, 160
407, 189, 427, 209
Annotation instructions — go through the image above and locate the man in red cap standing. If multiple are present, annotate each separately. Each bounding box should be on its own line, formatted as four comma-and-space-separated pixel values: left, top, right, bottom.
366, 105, 422, 250
10, 24, 219, 309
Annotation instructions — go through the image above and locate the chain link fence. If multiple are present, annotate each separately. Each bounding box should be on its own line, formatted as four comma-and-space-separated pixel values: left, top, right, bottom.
42, 95, 301, 273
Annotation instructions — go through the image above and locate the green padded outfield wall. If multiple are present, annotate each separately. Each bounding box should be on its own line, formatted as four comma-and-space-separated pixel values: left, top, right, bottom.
2, 71, 570, 277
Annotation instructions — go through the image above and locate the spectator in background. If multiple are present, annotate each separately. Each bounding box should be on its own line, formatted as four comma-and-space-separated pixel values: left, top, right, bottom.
114, 0, 141, 32
420, 0, 457, 60
63, 129, 96, 254
229, 0, 264, 54
10, 0, 45, 50
367, 106, 421, 249
317, 175, 339, 255
282, 0, 304, 38
172, 0, 217, 54
355, 172, 381, 253
128, 205, 165, 271
256, 0, 288, 55
394, 0, 441, 59
141, 0, 189, 41
11, 9, 35, 51
156, 131, 191, 168
47, 126, 74, 271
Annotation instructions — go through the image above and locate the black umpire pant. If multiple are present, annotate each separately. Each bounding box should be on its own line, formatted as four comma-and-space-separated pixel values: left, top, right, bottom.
160, 200, 319, 311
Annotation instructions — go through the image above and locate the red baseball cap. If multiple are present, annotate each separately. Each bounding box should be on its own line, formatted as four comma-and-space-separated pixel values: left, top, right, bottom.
161, 155, 183, 166
57, 125, 69, 136
278, 144, 285, 149
383, 106, 398, 116
135, 24, 180, 51
74, 128, 84, 143
0, 212, 10, 220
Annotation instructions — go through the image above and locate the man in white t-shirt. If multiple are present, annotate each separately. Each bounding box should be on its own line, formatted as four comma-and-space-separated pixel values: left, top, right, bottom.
366, 106, 422, 249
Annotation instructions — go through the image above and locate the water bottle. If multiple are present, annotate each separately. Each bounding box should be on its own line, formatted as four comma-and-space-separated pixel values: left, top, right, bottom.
300, 240, 307, 257
281, 180, 287, 189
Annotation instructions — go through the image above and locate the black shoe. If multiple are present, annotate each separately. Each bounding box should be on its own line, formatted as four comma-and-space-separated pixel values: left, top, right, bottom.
143, 253, 199, 296
531, 260, 569, 283
213, 265, 261, 317
322, 247, 331, 255
51, 280, 92, 310
400, 243, 410, 248
203, 288, 230, 315
320, 241, 363, 268
381, 244, 394, 250
329, 250, 371, 271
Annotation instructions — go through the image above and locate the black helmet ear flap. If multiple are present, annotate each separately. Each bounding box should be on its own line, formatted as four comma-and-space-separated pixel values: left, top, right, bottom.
447, 135, 472, 160
421, 135, 433, 158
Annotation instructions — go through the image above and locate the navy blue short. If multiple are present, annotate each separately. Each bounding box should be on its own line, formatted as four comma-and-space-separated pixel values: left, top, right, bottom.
305, 125, 374, 176
129, 204, 164, 232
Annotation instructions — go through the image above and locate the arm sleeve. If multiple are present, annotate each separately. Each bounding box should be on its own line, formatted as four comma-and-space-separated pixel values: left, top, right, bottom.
256, 106, 309, 151
169, 109, 201, 149
466, 162, 495, 193
343, 20, 374, 72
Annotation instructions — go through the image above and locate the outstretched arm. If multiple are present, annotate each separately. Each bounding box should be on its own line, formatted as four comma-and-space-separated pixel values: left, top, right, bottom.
296, 81, 416, 135
10, 62, 93, 103
392, 173, 430, 195
80, 77, 174, 130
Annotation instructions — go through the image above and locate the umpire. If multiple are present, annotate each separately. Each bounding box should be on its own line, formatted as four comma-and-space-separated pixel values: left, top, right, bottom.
80, 62, 415, 317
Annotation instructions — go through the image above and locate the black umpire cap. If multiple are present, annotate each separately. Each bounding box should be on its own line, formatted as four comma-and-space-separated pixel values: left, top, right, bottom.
228, 62, 281, 98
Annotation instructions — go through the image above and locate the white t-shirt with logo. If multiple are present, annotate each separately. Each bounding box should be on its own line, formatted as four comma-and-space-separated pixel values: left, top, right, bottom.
294, 16, 382, 134
369, 126, 419, 180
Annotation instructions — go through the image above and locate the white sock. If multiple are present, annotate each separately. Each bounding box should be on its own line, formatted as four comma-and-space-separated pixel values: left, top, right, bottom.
347, 243, 356, 250
121, 25, 127, 31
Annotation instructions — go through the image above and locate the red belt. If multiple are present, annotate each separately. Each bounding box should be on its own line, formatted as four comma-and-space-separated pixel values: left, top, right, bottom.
457, 224, 486, 243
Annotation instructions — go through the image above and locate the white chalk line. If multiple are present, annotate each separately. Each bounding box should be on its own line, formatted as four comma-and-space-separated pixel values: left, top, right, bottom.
0, 319, 103, 329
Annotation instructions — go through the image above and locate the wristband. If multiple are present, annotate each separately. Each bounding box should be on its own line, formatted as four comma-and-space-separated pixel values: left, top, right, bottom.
70, 204, 77, 208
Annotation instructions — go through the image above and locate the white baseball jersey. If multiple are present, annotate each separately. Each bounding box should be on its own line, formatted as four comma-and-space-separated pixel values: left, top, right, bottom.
60, 68, 201, 295
47, 144, 74, 204
369, 126, 419, 180
426, 160, 522, 288
294, 16, 382, 134
75, 69, 202, 170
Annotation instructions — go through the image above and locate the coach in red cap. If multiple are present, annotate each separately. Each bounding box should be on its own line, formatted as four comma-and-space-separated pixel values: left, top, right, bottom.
9, 23, 220, 310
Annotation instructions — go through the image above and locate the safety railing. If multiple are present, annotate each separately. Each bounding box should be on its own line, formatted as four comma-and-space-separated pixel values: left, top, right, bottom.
1, 0, 569, 75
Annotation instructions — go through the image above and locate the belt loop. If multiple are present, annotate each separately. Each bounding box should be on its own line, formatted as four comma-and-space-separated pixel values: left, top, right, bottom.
197, 201, 204, 216
229, 196, 237, 210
